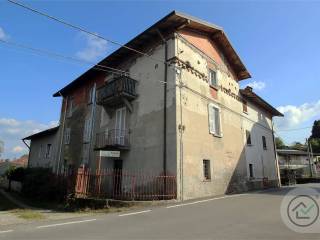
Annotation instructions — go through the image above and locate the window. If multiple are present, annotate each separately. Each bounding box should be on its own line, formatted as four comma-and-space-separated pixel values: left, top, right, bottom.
203, 159, 211, 180
64, 128, 71, 144
87, 86, 95, 104
243, 100, 248, 113
208, 103, 222, 137
45, 144, 52, 159
262, 136, 267, 150
83, 118, 92, 143
67, 97, 74, 118
249, 164, 254, 178
38, 144, 43, 159
246, 130, 252, 145
208, 69, 218, 87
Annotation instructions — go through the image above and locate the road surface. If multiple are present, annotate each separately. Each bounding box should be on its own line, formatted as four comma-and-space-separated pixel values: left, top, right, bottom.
1, 184, 320, 240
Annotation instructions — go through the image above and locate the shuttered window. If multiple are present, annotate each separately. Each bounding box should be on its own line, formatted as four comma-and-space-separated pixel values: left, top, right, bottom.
246, 130, 252, 145
208, 69, 218, 87
208, 103, 222, 137
83, 118, 92, 143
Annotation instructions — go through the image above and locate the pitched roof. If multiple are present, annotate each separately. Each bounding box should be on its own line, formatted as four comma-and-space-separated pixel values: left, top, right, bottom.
240, 86, 284, 117
22, 126, 59, 140
53, 11, 251, 97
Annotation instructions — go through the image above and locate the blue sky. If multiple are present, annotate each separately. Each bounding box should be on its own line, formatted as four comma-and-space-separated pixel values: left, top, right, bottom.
0, 0, 320, 159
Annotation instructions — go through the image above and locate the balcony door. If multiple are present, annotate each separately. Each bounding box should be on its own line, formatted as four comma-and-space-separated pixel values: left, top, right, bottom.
115, 107, 126, 145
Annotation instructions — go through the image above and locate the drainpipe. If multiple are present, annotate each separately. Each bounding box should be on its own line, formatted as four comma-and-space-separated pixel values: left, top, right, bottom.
272, 121, 281, 187
22, 138, 30, 168
57, 92, 68, 174
156, 29, 168, 178
88, 83, 97, 168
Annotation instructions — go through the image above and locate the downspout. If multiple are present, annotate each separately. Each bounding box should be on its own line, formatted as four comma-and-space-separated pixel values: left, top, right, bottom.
22, 138, 30, 168
88, 83, 97, 168
272, 121, 281, 187
57, 92, 68, 174
156, 29, 168, 178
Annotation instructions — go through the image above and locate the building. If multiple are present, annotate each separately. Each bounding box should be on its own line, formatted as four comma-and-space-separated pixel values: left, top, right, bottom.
277, 149, 320, 179
23, 11, 283, 200
0, 155, 28, 176
23, 126, 60, 170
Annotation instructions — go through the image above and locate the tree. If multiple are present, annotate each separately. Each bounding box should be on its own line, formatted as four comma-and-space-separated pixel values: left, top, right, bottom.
309, 138, 320, 153
311, 120, 320, 138
275, 137, 287, 149
309, 120, 320, 153
290, 142, 307, 151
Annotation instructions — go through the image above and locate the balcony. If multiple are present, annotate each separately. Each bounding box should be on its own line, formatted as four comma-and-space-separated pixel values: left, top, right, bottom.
96, 75, 138, 108
95, 129, 130, 150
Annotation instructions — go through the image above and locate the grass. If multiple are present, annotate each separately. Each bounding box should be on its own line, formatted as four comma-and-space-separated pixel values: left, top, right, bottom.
12, 209, 45, 220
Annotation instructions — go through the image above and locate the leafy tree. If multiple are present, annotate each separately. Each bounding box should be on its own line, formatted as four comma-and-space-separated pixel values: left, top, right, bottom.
309, 137, 320, 153
290, 142, 307, 151
275, 137, 287, 149
311, 120, 320, 138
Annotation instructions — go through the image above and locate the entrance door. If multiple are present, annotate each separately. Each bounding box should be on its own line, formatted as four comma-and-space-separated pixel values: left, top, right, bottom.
115, 107, 126, 145
113, 159, 123, 197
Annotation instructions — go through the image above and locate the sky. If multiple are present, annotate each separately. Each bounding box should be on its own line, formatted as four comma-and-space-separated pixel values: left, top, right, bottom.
0, 0, 320, 159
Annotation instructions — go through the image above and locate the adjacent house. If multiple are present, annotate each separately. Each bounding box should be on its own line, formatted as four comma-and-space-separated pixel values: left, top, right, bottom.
23, 126, 60, 170
277, 149, 320, 179
23, 11, 283, 200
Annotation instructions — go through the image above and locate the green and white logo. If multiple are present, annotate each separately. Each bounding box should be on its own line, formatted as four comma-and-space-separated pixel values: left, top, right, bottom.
281, 187, 320, 233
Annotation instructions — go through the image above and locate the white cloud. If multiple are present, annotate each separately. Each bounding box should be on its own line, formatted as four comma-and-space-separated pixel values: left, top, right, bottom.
244, 81, 266, 91
12, 146, 26, 154
274, 100, 320, 130
0, 27, 8, 41
0, 118, 58, 159
76, 33, 107, 61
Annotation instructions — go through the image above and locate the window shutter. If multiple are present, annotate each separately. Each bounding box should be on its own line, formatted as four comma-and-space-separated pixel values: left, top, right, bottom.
214, 107, 220, 136
208, 104, 215, 134
215, 70, 220, 87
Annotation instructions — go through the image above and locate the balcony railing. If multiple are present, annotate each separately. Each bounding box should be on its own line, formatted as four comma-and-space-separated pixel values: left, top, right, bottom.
95, 129, 130, 150
96, 75, 137, 107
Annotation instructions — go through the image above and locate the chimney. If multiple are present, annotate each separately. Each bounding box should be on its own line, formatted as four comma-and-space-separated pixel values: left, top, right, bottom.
246, 86, 253, 92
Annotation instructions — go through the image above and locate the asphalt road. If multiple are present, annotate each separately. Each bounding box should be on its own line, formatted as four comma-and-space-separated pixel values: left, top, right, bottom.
1, 184, 320, 240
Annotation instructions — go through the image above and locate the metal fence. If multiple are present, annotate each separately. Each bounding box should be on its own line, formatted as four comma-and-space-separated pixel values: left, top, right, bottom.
75, 167, 177, 200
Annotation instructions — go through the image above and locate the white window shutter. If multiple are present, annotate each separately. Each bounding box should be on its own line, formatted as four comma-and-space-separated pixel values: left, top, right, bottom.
208, 104, 215, 134
218, 108, 223, 137
216, 70, 221, 86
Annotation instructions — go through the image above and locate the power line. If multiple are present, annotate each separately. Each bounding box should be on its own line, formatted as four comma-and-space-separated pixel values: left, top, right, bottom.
0, 38, 127, 75
276, 126, 312, 132
7, 0, 168, 66
0, 38, 176, 87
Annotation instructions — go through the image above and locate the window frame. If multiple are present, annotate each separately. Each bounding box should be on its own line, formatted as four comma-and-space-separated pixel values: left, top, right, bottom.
208, 103, 223, 137
203, 159, 211, 181
242, 100, 248, 114
208, 68, 218, 88
246, 130, 252, 146
45, 144, 52, 159
67, 97, 74, 118
249, 163, 254, 179
262, 136, 267, 150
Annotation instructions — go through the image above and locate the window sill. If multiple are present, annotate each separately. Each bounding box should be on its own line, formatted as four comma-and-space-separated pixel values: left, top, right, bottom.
247, 144, 253, 147
203, 179, 212, 182
243, 111, 248, 115
209, 85, 219, 91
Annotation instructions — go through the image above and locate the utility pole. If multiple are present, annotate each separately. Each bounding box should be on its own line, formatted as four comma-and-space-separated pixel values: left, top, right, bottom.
306, 138, 313, 178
